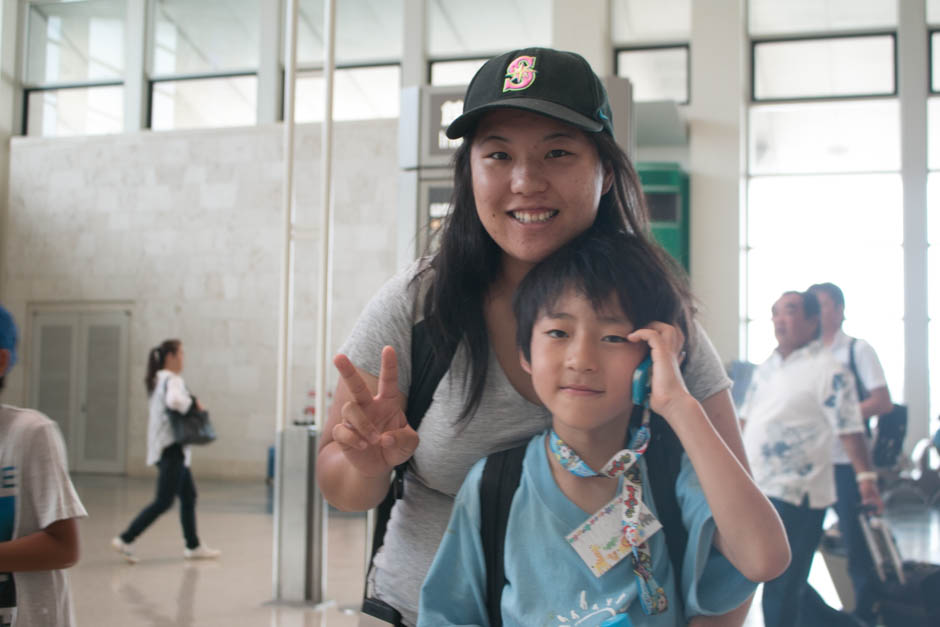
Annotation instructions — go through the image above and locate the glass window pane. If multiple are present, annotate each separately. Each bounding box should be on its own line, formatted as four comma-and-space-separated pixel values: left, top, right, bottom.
616, 47, 688, 102
746, 173, 904, 374
27, 0, 125, 84
295, 66, 400, 122
930, 98, 940, 170
929, 0, 940, 25
430, 59, 487, 87
749, 0, 897, 36
26, 85, 123, 136
754, 36, 895, 100
152, 0, 260, 75
427, 0, 550, 58
611, 0, 690, 44
151, 76, 257, 130
298, 0, 403, 66
934, 33, 940, 93
750, 100, 899, 174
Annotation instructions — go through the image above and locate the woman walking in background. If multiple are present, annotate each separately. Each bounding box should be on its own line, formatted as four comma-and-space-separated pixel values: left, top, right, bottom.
111, 339, 220, 563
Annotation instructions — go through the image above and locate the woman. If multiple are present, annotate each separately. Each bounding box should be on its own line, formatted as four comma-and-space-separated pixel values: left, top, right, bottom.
318, 47, 755, 625
111, 339, 219, 563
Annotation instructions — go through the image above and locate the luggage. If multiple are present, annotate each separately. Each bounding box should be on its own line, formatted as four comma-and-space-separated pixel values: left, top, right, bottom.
858, 512, 940, 626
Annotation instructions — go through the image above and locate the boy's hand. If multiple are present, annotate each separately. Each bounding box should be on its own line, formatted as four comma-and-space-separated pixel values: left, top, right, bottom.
628, 322, 694, 419
331, 346, 418, 478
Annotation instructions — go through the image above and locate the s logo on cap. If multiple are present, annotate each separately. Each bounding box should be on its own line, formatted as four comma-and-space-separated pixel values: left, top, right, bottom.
503, 55, 537, 92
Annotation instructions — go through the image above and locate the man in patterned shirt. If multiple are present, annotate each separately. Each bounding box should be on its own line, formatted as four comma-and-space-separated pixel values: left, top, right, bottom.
740, 290, 882, 627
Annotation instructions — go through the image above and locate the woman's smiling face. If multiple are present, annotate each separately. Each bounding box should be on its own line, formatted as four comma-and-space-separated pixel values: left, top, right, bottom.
470, 110, 612, 275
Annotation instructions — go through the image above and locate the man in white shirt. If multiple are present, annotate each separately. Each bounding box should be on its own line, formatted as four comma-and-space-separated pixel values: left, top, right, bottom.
803, 282, 893, 625
741, 291, 883, 627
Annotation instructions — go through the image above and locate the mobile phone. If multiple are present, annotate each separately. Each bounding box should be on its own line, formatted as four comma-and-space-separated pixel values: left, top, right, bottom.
632, 356, 652, 407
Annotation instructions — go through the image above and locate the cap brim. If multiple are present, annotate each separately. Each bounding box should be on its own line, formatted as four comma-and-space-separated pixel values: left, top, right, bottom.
445, 98, 605, 139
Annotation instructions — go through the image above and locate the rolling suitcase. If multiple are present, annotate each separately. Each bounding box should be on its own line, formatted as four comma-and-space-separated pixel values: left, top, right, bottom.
858, 512, 940, 626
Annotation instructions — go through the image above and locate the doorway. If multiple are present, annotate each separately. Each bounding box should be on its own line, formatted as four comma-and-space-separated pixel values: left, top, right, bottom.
28, 308, 130, 474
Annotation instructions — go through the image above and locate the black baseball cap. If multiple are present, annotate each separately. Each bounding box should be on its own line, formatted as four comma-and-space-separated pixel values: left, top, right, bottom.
445, 47, 614, 140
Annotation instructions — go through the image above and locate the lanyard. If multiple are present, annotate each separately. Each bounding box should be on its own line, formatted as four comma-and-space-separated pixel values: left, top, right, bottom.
548, 413, 668, 615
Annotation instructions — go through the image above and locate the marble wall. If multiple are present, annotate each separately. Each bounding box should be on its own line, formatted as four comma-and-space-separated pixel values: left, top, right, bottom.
3, 120, 402, 479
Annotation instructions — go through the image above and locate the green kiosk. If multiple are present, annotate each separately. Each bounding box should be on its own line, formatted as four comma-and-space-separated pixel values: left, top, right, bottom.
637, 162, 690, 272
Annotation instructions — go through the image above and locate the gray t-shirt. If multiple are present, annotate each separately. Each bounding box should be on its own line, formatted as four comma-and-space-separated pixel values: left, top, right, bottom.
340, 259, 732, 626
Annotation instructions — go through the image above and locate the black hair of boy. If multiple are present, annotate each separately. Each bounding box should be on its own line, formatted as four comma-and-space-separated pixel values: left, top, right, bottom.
514, 230, 693, 362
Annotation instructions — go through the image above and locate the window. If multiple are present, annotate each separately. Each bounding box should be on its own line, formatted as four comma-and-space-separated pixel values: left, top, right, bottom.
430, 58, 487, 87
26, 85, 123, 136
24, 0, 125, 136
294, 66, 400, 122
294, 1, 402, 121
932, 31, 940, 94
753, 35, 896, 101
611, 0, 689, 104
150, 76, 257, 131
298, 0, 402, 66
149, 0, 260, 130
745, 1, 904, 404
616, 46, 688, 103
151, 0, 259, 75
749, 0, 897, 36
610, 0, 690, 43
427, 0, 550, 60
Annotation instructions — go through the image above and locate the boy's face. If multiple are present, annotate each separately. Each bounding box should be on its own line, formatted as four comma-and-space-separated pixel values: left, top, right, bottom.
521, 289, 647, 435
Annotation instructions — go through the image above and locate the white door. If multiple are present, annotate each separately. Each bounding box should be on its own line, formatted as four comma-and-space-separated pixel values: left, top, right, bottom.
29, 310, 129, 474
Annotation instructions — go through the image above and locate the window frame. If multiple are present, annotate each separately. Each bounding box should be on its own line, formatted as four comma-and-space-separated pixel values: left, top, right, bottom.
613, 42, 691, 105
22, 80, 124, 135
750, 31, 898, 103
282, 60, 401, 121
426, 55, 493, 86
147, 70, 259, 130
930, 29, 940, 95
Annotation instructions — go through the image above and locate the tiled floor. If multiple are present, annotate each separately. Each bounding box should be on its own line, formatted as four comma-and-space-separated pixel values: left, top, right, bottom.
68, 473, 940, 627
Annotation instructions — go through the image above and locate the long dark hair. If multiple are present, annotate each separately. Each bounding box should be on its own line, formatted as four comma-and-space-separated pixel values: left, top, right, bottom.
145, 339, 180, 395
419, 124, 694, 422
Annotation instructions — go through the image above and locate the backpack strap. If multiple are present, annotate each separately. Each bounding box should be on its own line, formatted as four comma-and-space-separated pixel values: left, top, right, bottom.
848, 338, 870, 402
847, 338, 872, 437
480, 443, 527, 627
645, 412, 688, 608
363, 318, 457, 608
477, 426, 686, 624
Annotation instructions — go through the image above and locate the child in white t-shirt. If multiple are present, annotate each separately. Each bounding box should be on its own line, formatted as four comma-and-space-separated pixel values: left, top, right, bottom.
0, 305, 87, 627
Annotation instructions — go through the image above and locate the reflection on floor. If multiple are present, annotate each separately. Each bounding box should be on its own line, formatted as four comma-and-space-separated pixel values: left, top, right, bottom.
69, 474, 939, 627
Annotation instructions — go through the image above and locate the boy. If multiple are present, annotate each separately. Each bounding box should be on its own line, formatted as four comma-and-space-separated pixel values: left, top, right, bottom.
418, 232, 790, 626
0, 305, 87, 626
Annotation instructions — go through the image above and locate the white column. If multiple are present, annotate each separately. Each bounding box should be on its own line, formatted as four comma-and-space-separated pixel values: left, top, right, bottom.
550, 0, 611, 74
400, 0, 426, 87
898, 1, 929, 445
0, 0, 25, 297
124, 0, 147, 131
688, 0, 747, 361
258, 0, 284, 124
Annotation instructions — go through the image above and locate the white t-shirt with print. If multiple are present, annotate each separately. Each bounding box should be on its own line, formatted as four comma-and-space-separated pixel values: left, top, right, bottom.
0, 405, 87, 627
740, 341, 864, 509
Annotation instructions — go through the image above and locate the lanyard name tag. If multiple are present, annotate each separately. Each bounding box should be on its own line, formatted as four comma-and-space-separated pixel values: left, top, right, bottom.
565, 480, 662, 577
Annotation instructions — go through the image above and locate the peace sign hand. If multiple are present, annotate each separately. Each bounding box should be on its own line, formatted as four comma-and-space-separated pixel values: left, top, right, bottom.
331, 346, 418, 478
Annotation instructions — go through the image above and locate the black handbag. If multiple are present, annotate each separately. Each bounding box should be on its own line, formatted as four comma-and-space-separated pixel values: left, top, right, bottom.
164, 380, 216, 446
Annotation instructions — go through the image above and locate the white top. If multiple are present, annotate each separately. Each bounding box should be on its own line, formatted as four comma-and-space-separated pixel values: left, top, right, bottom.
827, 329, 889, 464
0, 404, 88, 627
146, 370, 193, 466
740, 340, 864, 509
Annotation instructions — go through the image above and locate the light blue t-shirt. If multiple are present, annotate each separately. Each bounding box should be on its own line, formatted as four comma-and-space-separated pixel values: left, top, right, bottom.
418, 432, 755, 627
